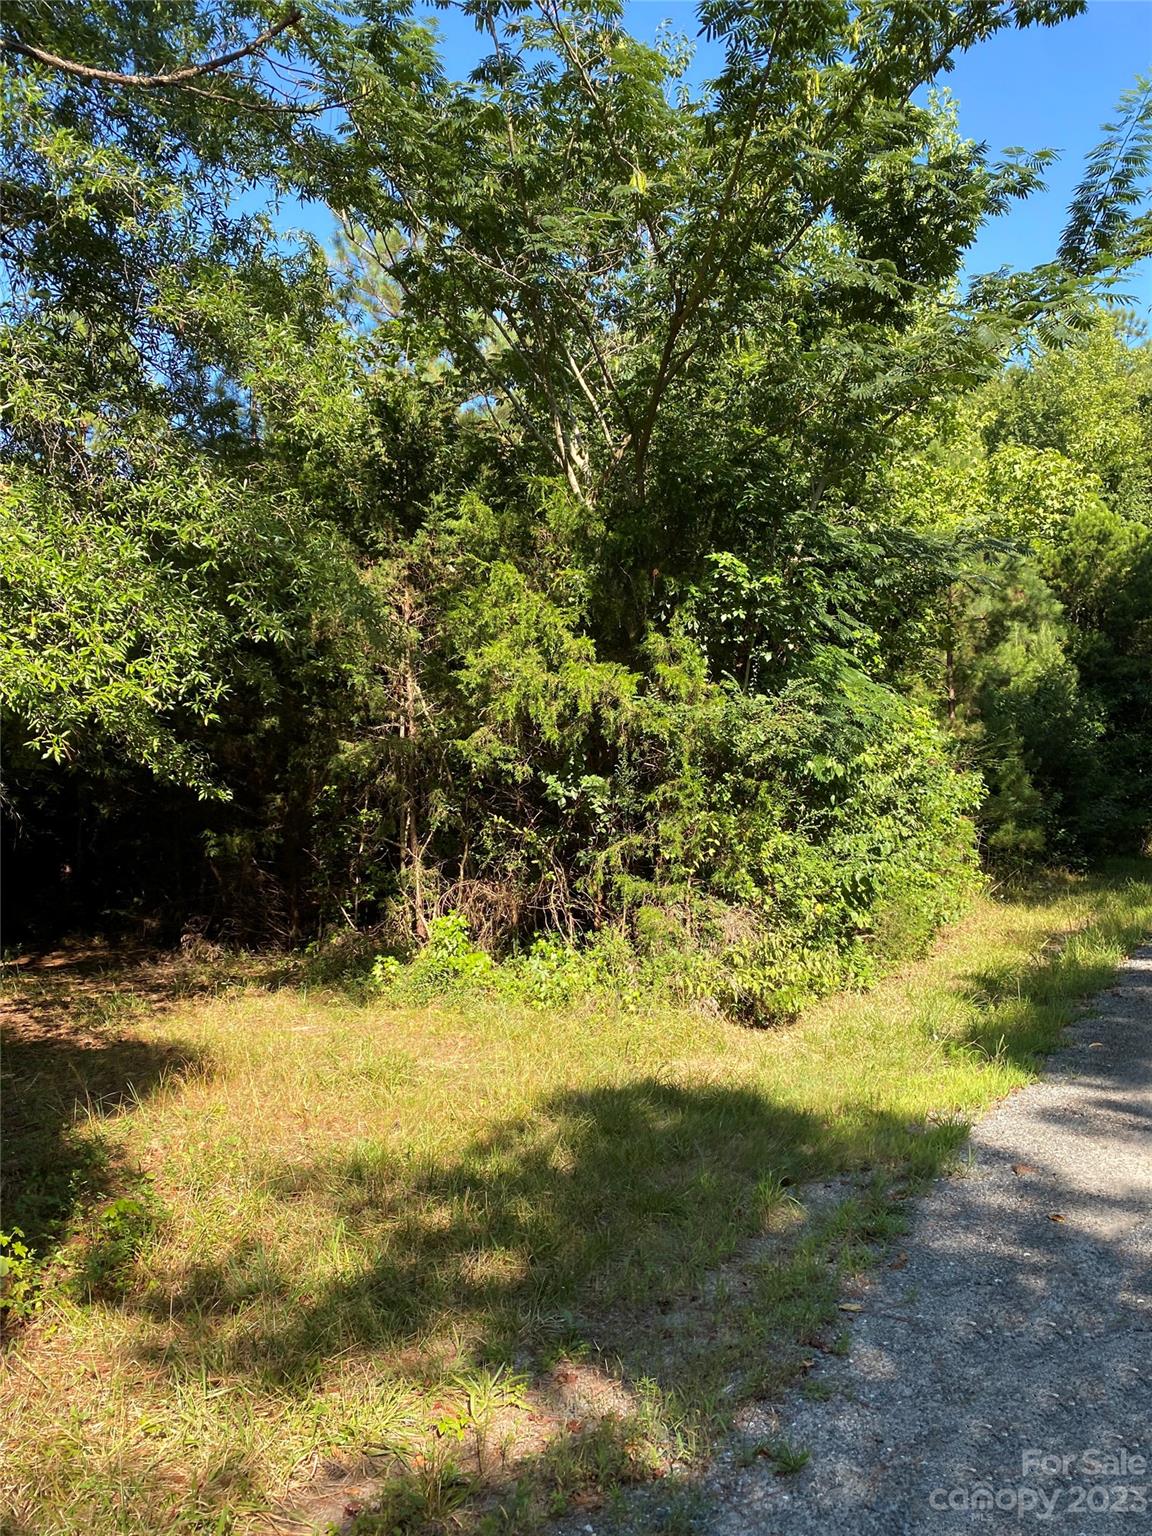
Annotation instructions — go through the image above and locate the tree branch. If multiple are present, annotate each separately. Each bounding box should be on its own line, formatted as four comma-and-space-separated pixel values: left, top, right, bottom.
1, 10, 302, 89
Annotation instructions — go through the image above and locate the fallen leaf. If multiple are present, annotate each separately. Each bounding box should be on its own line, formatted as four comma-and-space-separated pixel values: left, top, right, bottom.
566, 1419, 583, 1433
1048, 1212, 1066, 1223
889, 1252, 908, 1270
1012, 1163, 1037, 1176
838, 1302, 863, 1313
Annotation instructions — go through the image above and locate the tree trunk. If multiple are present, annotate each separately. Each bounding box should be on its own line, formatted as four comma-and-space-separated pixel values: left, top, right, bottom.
398, 582, 428, 941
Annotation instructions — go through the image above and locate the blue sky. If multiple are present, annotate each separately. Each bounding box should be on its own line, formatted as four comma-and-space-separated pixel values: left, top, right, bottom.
928, 0, 1150, 285
288, 1, 1151, 303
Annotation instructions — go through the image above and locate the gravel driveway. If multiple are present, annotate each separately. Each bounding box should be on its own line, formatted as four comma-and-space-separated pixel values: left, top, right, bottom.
707, 943, 1152, 1535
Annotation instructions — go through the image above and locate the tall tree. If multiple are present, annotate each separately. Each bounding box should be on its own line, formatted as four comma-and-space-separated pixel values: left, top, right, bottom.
329, 0, 1086, 504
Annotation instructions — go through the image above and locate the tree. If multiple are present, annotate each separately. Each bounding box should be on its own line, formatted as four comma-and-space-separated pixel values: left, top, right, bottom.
883, 314, 1152, 863
329, 0, 1084, 505
5, 0, 1143, 977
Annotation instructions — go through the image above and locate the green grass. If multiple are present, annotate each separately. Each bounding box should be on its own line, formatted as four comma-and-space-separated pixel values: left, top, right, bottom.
3, 864, 1151, 1534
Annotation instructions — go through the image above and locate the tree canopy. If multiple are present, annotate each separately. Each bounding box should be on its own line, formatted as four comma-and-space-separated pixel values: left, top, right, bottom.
2, 0, 1150, 1009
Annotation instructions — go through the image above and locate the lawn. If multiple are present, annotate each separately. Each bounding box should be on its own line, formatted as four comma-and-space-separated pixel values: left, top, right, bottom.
3, 865, 1152, 1534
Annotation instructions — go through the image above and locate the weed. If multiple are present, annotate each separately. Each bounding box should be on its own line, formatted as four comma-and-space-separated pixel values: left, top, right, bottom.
542, 1415, 664, 1513
71, 1188, 166, 1300
752, 1173, 802, 1229
763, 1437, 811, 1475
371, 914, 495, 999
454, 1365, 530, 1423
0, 1228, 45, 1323
348, 1445, 474, 1534
800, 1377, 835, 1402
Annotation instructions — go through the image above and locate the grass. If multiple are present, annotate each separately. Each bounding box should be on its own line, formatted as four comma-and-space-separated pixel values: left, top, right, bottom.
2, 863, 1151, 1534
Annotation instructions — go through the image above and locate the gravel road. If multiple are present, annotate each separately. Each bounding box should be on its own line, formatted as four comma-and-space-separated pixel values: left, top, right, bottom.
706, 943, 1152, 1535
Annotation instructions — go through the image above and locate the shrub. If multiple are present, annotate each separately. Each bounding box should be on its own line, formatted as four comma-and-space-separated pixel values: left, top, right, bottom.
0, 1229, 45, 1324
362, 649, 982, 1023
371, 913, 495, 1001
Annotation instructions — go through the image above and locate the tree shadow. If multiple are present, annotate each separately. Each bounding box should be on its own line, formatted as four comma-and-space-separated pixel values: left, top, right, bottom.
80, 1075, 968, 1531
1, 1009, 206, 1262
714, 1056, 1152, 1528
3, 941, 263, 1034
130, 1078, 966, 1396
716, 1169, 1152, 1530
951, 924, 1152, 1074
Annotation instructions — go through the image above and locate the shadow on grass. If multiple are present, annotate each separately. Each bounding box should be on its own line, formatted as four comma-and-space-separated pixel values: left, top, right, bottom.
11, 872, 1149, 1530
97, 1077, 966, 1529
134, 1079, 966, 1398
953, 883, 1152, 1073
1, 946, 250, 1267
0, 1018, 204, 1263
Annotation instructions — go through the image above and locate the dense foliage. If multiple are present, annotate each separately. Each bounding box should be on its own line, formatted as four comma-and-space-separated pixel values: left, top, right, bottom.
2, 1, 1149, 1014
884, 319, 1152, 866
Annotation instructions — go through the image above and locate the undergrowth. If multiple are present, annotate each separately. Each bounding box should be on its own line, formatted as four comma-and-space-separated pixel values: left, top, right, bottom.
334, 885, 973, 1025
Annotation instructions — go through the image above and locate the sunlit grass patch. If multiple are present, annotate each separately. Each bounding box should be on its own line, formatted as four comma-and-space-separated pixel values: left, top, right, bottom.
3, 863, 1150, 1533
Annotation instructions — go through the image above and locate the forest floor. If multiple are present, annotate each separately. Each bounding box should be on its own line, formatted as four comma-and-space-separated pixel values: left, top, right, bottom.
3, 864, 1152, 1536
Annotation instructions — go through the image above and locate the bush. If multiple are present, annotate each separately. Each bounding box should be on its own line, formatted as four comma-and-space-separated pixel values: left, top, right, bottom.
371, 914, 495, 1001
72, 1190, 166, 1300
359, 644, 981, 1024
623, 648, 981, 1019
